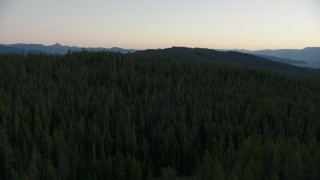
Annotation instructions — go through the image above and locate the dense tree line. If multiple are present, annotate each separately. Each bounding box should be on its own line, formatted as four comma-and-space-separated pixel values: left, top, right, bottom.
0, 51, 319, 179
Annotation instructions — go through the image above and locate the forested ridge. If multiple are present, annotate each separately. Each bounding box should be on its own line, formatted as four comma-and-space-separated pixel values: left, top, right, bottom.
0, 51, 319, 179
139, 47, 320, 78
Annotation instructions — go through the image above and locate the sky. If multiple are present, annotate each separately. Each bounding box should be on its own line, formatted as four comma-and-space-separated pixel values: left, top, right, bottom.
0, 0, 319, 50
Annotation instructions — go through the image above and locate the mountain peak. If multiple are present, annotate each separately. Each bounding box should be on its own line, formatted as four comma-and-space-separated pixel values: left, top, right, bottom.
53, 43, 62, 46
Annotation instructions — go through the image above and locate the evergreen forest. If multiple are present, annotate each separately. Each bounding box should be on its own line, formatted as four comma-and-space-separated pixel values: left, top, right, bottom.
0, 51, 319, 179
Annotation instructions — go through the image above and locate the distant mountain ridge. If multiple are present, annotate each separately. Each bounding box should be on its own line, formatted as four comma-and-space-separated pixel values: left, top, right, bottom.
1, 43, 319, 68
139, 47, 320, 78
233, 47, 320, 62
0, 43, 137, 54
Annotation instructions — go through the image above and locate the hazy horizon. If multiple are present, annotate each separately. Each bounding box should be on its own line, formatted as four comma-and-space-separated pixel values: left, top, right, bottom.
1, 0, 319, 50
2, 42, 320, 51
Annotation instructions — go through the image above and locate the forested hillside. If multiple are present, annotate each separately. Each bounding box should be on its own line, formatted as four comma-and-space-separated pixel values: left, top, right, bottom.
139, 47, 320, 78
0, 51, 319, 179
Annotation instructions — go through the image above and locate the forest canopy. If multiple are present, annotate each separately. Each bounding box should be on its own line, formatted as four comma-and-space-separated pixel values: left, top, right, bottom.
0, 51, 319, 179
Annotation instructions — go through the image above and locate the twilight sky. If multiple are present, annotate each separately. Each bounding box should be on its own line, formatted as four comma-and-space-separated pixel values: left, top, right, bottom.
0, 0, 319, 50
